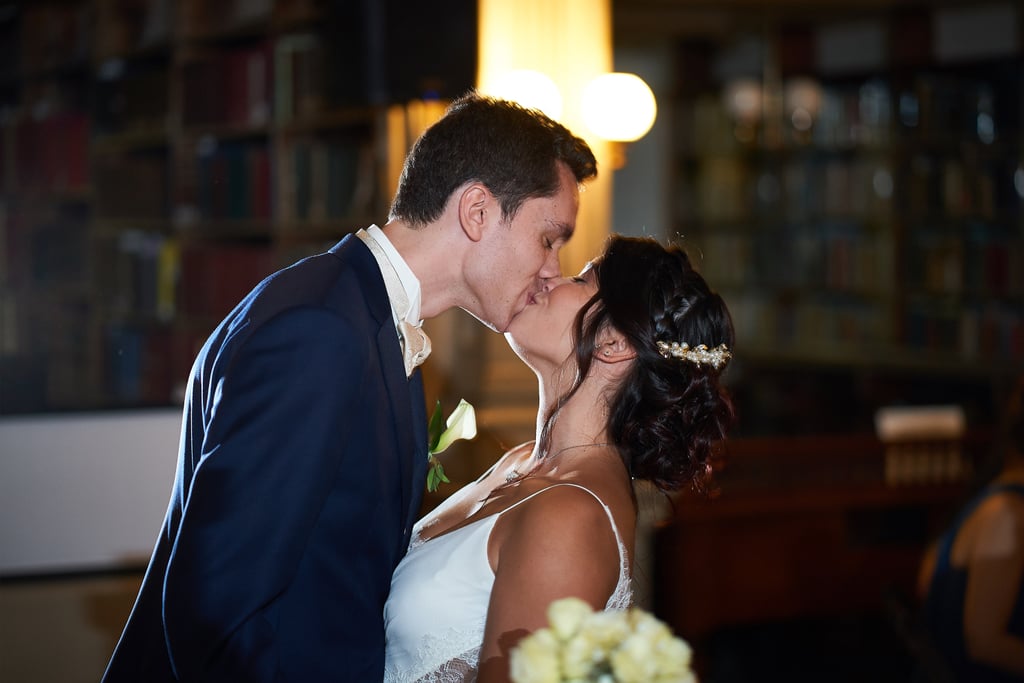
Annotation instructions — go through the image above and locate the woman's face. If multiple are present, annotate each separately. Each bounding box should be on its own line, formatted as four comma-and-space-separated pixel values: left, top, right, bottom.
504, 265, 599, 368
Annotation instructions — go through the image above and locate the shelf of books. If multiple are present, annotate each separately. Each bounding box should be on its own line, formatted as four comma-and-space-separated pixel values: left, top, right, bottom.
671, 4, 1023, 383
0, 0, 400, 413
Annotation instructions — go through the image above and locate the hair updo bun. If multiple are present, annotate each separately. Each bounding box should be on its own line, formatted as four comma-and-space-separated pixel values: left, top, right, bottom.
559, 235, 736, 492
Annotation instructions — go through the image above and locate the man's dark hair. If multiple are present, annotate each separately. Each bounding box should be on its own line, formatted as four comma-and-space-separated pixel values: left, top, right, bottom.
389, 91, 597, 226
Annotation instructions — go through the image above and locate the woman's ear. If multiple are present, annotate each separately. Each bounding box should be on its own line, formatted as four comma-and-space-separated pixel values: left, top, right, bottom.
458, 182, 491, 243
594, 330, 635, 364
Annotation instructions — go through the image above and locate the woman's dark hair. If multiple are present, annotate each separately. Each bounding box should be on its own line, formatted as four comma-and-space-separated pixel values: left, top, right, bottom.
539, 235, 736, 492
388, 91, 597, 227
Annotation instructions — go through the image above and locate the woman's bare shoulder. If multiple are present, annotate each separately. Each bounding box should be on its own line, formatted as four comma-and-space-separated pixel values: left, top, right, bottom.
504, 471, 635, 548
967, 490, 1024, 562
496, 482, 622, 569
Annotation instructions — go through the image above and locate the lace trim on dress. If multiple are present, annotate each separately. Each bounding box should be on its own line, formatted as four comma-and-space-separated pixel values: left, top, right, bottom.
383, 625, 483, 683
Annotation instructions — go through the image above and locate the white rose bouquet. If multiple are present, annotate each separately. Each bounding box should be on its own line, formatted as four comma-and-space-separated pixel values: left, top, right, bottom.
509, 597, 697, 683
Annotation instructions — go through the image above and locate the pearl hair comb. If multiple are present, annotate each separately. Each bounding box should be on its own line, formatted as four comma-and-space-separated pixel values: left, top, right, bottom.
656, 341, 732, 370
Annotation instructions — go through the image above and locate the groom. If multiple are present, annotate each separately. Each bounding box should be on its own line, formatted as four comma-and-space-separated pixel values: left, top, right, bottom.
101, 92, 596, 682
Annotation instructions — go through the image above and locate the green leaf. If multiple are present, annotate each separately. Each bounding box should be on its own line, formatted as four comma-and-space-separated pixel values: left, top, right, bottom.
427, 399, 444, 452
426, 455, 451, 493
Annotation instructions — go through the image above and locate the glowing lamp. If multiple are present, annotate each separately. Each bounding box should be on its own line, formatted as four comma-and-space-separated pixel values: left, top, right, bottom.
483, 69, 564, 121
581, 73, 657, 142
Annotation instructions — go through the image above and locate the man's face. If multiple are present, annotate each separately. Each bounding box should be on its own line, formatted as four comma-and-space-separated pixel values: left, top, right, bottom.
464, 163, 580, 332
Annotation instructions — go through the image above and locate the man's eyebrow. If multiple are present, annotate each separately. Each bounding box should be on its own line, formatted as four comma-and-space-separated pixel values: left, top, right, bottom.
552, 221, 574, 240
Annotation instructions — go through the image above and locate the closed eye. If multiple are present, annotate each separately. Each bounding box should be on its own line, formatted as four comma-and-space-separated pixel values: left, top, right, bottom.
545, 221, 573, 250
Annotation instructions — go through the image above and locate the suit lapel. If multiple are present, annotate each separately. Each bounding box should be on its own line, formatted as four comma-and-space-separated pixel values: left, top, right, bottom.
332, 236, 425, 547
405, 369, 428, 537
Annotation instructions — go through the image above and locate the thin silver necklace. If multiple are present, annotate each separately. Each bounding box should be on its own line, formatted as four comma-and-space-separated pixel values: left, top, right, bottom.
505, 442, 612, 483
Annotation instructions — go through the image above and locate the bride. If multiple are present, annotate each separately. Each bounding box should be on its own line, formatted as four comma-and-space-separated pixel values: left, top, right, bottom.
383, 235, 735, 682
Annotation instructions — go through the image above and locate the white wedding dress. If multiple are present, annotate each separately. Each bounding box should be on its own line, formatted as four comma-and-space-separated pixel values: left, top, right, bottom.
383, 483, 633, 683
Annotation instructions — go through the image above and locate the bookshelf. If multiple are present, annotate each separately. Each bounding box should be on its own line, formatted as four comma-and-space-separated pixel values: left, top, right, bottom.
670, 3, 1023, 400
0, 0, 474, 413
655, 432, 991, 678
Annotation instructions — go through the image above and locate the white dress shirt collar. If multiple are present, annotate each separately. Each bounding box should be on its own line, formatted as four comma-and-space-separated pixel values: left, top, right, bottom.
363, 224, 422, 325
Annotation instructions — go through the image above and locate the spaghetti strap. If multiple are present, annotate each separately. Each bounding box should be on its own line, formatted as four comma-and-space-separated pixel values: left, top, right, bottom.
499, 482, 613, 518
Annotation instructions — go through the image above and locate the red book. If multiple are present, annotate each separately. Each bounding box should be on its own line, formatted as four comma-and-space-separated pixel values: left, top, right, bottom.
250, 145, 271, 219
225, 50, 247, 125
62, 112, 90, 191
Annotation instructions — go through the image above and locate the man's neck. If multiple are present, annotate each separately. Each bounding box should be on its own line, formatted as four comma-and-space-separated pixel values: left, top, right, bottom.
363, 225, 421, 324
381, 218, 463, 321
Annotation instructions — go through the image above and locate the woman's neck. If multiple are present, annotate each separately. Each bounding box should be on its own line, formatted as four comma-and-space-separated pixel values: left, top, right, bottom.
533, 373, 612, 460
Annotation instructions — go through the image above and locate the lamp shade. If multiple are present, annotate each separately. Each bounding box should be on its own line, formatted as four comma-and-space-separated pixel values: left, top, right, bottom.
581, 72, 657, 142
483, 69, 564, 121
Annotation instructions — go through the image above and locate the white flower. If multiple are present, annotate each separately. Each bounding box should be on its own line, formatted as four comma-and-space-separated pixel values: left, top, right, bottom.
432, 398, 477, 454
577, 610, 631, 651
652, 631, 693, 677
610, 632, 657, 683
426, 398, 477, 492
509, 627, 562, 683
561, 630, 607, 678
548, 597, 593, 641
510, 598, 698, 683
629, 609, 673, 644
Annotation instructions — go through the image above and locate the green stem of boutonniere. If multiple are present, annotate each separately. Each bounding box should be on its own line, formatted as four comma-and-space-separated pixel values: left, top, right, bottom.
426, 398, 477, 493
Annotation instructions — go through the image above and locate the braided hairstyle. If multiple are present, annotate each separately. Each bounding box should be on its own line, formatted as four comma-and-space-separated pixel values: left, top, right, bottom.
539, 235, 735, 492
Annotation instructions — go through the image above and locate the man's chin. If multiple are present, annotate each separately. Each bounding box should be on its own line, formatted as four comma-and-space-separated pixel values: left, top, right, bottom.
461, 308, 505, 333
497, 307, 530, 334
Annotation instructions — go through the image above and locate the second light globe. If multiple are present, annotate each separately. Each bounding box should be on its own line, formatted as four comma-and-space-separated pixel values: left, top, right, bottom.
581, 72, 657, 143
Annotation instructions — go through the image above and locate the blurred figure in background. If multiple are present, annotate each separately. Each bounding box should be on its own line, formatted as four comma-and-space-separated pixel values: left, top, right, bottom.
918, 375, 1024, 682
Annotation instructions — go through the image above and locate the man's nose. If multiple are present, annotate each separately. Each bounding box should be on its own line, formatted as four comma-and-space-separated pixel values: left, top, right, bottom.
538, 249, 562, 279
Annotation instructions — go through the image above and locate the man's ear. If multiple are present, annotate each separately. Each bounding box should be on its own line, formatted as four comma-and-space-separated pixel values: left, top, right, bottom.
594, 330, 636, 364
458, 183, 491, 243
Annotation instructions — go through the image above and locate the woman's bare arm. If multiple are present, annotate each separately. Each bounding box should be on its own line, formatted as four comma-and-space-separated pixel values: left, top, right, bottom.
476, 485, 622, 683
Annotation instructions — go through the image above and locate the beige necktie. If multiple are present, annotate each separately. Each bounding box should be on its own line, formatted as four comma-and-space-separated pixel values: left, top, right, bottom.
398, 320, 431, 376
357, 230, 431, 376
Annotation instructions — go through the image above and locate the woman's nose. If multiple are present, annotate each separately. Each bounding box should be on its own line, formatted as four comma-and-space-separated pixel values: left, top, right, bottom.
542, 277, 570, 293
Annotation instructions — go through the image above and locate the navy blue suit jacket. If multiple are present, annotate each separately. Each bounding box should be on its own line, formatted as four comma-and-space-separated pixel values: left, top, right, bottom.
102, 235, 429, 682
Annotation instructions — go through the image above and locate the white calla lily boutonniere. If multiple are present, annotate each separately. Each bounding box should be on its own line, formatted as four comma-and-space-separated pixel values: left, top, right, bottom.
426, 398, 477, 492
